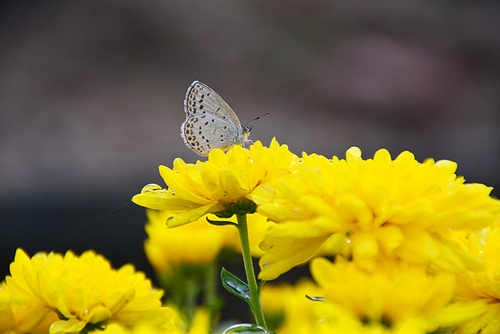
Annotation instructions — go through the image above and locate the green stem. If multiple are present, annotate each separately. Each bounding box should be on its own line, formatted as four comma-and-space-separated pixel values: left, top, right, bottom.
236, 214, 267, 329
184, 277, 198, 327
204, 260, 220, 328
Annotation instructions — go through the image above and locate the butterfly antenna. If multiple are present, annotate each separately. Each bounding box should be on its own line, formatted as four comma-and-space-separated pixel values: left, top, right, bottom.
244, 112, 271, 128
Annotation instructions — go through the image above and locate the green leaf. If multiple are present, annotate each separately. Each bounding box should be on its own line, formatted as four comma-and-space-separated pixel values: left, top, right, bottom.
257, 279, 266, 295
221, 268, 252, 308
206, 217, 237, 226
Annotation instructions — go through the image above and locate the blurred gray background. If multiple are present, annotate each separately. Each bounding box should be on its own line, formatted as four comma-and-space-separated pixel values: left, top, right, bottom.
1, 0, 500, 321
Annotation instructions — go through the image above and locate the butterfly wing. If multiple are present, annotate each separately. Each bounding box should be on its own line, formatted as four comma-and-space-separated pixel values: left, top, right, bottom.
181, 114, 245, 156
181, 81, 248, 156
184, 81, 242, 128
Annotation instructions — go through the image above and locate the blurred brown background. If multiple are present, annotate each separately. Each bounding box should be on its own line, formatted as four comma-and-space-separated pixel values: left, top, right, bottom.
1, 0, 500, 321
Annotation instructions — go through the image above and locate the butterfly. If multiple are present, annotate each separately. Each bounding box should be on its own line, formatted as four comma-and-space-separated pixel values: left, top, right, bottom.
181, 80, 268, 156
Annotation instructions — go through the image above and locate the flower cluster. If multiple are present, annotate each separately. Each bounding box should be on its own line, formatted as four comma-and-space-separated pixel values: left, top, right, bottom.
252, 147, 500, 279
4, 138, 500, 334
129, 139, 500, 334
0, 249, 173, 334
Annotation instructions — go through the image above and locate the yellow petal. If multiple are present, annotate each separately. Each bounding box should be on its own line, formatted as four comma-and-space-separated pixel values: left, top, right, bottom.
85, 305, 112, 323
102, 286, 136, 315
114, 307, 173, 327
167, 204, 216, 228
374, 224, 404, 253
394, 225, 438, 263
336, 194, 373, 232
259, 234, 330, 280
426, 300, 489, 328
49, 318, 86, 334
351, 231, 379, 259
219, 168, 249, 200
159, 166, 211, 205
131, 191, 200, 211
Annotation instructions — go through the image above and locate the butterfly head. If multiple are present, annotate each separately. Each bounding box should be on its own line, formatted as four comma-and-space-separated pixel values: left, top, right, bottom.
240, 112, 270, 147
242, 125, 252, 141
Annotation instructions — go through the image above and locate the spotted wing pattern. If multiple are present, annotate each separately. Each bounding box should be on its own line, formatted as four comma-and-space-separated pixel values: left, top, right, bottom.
181, 81, 247, 156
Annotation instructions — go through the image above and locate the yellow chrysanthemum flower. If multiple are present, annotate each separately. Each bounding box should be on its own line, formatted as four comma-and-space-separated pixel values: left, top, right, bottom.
144, 209, 232, 275
91, 321, 176, 334
453, 225, 500, 334
260, 279, 322, 333
168, 307, 210, 334
252, 147, 500, 280
2, 249, 172, 334
145, 209, 273, 276
132, 139, 298, 227
90, 321, 175, 334
0, 286, 60, 334
311, 257, 478, 334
